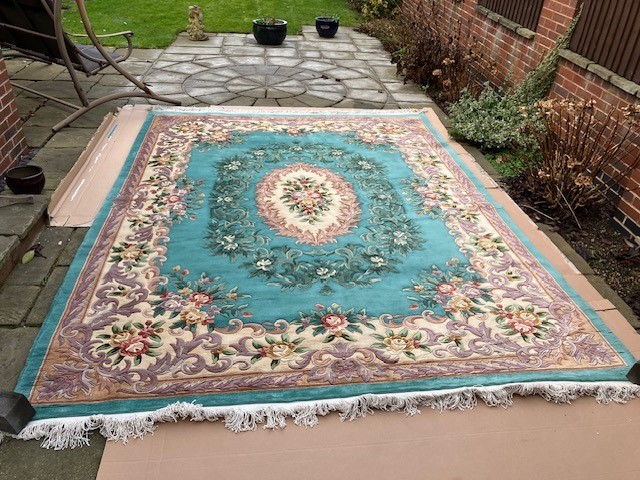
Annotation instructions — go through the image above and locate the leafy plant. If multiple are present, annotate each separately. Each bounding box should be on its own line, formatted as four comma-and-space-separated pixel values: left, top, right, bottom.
448, 8, 581, 150
253, 17, 284, 25
356, 15, 409, 59
396, 19, 479, 105
448, 86, 536, 150
485, 149, 533, 178
359, 0, 401, 20
317, 13, 340, 20
520, 100, 640, 222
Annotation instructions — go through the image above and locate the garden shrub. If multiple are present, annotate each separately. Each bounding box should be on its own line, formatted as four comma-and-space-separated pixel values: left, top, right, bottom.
448, 86, 534, 150
520, 100, 640, 220
357, 15, 409, 59
448, 10, 580, 151
357, 0, 402, 20
357, 1, 478, 106
395, 20, 480, 105
485, 149, 536, 179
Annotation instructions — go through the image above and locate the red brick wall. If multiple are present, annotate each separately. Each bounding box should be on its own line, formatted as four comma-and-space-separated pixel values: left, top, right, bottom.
0, 51, 27, 176
551, 61, 640, 239
402, 0, 640, 242
401, 0, 568, 88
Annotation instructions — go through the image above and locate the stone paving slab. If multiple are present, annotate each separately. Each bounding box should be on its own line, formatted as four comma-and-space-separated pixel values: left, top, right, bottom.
43, 128, 100, 148
0, 196, 48, 239
23, 126, 54, 148
171, 36, 224, 48
0, 285, 41, 326
101, 61, 154, 76
10, 62, 67, 81
0, 235, 19, 272
57, 228, 88, 267
5, 227, 74, 287
31, 146, 85, 173
13, 96, 46, 117
22, 105, 78, 128
16, 79, 99, 99
0, 326, 39, 390
126, 48, 164, 61
85, 84, 136, 100
300, 50, 322, 58
25, 266, 68, 327
4, 58, 29, 75
41, 171, 68, 195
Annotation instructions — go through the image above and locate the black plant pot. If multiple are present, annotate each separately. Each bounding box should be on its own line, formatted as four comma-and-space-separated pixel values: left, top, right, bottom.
253, 19, 287, 45
315, 17, 339, 38
4, 165, 45, 194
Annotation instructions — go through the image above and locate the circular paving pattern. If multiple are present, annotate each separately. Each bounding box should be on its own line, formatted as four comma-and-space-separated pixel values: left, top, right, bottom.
183, 62, 387, 107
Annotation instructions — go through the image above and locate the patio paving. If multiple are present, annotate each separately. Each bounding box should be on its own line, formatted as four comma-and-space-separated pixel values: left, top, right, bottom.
0, 27, 638, 480
140, 28, 434, 109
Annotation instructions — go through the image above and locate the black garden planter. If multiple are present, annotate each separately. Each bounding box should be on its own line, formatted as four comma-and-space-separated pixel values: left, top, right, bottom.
315, 17, 339, 38
253, 19, 287, 45
4, 165, 45, 195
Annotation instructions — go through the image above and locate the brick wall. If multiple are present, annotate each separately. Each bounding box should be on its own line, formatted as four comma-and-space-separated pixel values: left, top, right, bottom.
0, 50, 27, 176
402, 0, 640, 242
551, 59, 640, 238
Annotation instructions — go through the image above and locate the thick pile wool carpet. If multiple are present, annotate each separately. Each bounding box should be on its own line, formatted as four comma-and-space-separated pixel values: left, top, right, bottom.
13, 108, 639, 448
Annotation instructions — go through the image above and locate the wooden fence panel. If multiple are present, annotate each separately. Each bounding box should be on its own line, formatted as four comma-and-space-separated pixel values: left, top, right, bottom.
570, 0, 640, 84
478, 0, 544, 31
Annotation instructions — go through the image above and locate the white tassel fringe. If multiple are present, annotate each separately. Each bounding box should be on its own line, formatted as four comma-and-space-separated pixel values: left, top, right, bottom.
1, 381, 638, 450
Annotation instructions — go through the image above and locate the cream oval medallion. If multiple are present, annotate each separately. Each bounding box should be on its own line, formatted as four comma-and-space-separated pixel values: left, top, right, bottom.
256, 163, 361, 245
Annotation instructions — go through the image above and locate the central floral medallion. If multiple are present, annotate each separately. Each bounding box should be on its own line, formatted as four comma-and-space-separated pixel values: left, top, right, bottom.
256, 163, 361, 245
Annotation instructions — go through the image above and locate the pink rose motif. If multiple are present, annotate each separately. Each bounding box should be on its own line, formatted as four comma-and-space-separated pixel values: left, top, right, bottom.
436, 283, 457, 295
321, 313, 348, 332
508, 318, 537, 335
189, 292, 213, 307
508, 311, 540, 335
119, 336, 151, 357
166, 194, 183, 204
138, 327, 156, 338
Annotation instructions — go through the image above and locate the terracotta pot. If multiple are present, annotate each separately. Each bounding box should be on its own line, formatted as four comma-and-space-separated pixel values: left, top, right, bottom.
4, 165, 45, 194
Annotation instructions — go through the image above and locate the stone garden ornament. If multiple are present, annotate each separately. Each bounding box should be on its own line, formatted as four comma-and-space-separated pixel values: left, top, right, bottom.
187, 5, 208, 41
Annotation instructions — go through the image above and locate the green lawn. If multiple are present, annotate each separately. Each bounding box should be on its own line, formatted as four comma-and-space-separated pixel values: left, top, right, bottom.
62, 0, 361, 48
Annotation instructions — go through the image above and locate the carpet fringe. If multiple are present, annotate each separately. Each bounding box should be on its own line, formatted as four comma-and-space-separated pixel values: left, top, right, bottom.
2, 381, 638, 450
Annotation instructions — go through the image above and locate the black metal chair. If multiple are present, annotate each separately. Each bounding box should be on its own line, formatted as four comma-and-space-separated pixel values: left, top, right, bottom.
0, 0, 180, 131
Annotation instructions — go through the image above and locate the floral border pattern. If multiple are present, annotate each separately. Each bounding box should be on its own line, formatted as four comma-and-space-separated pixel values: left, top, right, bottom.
28, 113, 627, 407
